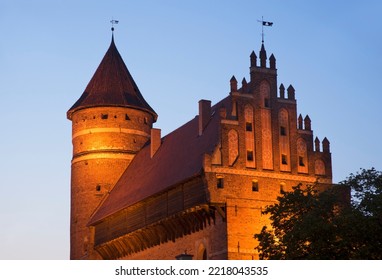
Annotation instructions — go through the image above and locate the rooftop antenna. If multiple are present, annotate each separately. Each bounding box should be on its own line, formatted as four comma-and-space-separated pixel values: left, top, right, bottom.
110, 18, 119, 33
257, 16, 273, 43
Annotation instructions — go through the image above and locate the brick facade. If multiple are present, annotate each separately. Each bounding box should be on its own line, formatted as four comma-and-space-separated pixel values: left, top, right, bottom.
68, 39, 332, 260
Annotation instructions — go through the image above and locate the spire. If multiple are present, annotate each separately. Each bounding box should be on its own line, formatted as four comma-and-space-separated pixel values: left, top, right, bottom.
67, 36, 157, 120
230, 75, 237, 92
259, 43, 267, 68
250, 51, 257, 67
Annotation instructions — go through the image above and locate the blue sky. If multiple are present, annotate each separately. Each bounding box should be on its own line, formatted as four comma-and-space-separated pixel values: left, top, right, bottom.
0, 0, 381, 259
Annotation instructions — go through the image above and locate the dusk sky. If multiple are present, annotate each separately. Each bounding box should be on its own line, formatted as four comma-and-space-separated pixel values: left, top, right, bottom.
1, 0, 381, 259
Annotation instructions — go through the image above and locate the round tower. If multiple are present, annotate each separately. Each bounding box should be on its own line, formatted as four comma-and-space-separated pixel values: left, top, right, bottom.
67, 35, 157, 259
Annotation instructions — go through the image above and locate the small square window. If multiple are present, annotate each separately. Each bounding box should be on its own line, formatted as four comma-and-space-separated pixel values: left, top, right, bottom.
246, 122, 253, 132
101, 114, 108, 119
96, 185, 101, 192
280, 126, 286, 136
282, 154, 288, 165
252, 181, 259, 192
247, 150, 254, 161
217, 177, 224, 189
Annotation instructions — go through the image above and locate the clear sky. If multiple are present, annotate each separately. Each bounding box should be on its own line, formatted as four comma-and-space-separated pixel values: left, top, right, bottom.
0, 0, 381, 259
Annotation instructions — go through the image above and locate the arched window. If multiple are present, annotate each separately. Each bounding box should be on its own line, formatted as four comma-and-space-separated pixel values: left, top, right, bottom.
228, 129, 239, 166
315, 159, 326, 175
297, 138, 308, 173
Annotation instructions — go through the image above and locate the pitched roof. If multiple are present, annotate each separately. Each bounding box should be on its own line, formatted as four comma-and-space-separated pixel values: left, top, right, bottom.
67, 36, 157, 120
89, 97, 231, 225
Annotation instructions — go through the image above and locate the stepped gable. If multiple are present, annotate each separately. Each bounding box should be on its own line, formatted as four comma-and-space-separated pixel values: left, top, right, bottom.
67, 36, 157, 120
89, 97, 230, 225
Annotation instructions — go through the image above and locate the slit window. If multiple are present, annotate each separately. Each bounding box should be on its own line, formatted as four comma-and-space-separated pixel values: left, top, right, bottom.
247, 150, 254, 161
217, 177, 224, 189
246, 122, 253, 131
299, 156, 305, 167
252, 181, 259, 192
96, 185, 101, 192
280, 126, 286, 136
125, 114, 130, 120
282, 154, 288, 165
264, 98, 270, 108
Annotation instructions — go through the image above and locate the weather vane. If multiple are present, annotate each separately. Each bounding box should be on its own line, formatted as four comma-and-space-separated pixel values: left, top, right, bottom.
257, 16, 273, 43
110, 19, 119, 32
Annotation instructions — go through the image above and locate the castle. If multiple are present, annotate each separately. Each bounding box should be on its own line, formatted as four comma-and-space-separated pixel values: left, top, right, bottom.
67, 33, 332, 260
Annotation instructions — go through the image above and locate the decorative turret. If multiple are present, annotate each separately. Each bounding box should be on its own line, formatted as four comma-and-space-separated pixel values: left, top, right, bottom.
315, 137, 320, 152
322, 137, 330, 153
259, 43, 267, 68
250, 51, 257, 67
298, 114, 303, 129
230, 75, 237, 92
279, 83, 285, 99
304, 115, 312, 130
241, 77, 248, 93
304, 115, 311, 131
287, 85, 295, 100
269, 54, 276, 69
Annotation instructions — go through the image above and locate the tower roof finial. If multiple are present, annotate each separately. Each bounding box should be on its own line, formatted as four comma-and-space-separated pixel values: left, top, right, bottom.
110, 18, 119, 33
257, 17, 273, 44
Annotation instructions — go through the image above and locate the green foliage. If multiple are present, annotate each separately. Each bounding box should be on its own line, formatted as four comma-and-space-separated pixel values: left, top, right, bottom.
254, 168, 382, 259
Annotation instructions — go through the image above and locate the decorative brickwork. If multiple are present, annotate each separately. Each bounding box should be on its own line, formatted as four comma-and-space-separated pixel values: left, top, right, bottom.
68, 37, 333, 260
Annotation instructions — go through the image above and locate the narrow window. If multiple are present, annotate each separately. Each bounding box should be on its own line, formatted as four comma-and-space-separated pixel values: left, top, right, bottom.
280, 183, 285, 194
217, 177, 224, 189
125, 114, 130, 120
246, 122, 253, 131
101, 114, 108, 120
282, 154, 288, 165
299, 156, 305, 167
96, 185, 101, 192
144, 117, 148, 124
280, 126, 286, 136
264, 98, 270, 108
252, 181, 259, 192
247, 150, 254, 161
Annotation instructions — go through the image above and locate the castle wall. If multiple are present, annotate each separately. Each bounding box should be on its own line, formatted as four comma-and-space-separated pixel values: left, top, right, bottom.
120, 214, 227, 260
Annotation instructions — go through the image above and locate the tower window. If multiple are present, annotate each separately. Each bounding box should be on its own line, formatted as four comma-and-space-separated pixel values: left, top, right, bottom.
101, 114, 108, 119
246, 122, 253, 131
217, 177, 224, 189
299, 156, 305, 167
144, 117, 148, 124
252, 181, 259, 192
282, 154, 288, 165
125, 114, 130, 120
96, 185, 101, 192
264, 98, 270, 108
280, 126, 286, 136
247, 150, 254, 161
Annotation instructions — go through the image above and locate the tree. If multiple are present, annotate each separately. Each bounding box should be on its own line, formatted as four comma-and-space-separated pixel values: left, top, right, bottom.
254, 168, 382, 259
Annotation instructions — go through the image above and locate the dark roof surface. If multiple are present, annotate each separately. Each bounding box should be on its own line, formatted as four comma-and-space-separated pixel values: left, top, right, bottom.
89, 97, 230, 225
67, 36, 157, 119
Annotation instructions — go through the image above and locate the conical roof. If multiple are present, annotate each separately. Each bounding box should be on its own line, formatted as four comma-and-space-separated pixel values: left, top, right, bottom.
67, 36, 157, 120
